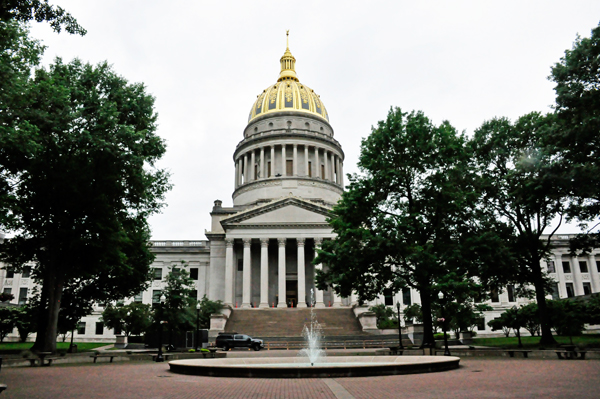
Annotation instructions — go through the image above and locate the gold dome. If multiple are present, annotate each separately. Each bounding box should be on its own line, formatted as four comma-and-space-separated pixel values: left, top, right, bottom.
248, 33, 329, 123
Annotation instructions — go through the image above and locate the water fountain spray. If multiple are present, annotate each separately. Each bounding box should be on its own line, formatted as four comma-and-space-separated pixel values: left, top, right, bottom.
299, 288, 325, 366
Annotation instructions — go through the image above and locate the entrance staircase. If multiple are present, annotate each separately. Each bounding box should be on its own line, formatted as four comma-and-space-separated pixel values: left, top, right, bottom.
224, 308, 368, 338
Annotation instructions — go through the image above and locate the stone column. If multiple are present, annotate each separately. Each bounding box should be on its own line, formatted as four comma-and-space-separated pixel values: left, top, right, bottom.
293, 144, 298, 176
332, 288, 342, 307
297, 238, 306, 307
313, 238, 325, 308
339, 160, 344, 186
259, 239, 269, 307
304, 145, 309, 177
589, 254, 600, 293
281, 144, 286, 176
324, 150, 329, 181
242, 238, 252, 308
554, 253, 565, 298
250, 150, 256, 181
270, 146, 275, 177
336, 156, 341, 184
234, 160, 239, 188
331, 154, 336, 183
243, 153, 248, 184
224, 239, 234, 305
573, 257, 584, 296
277, 238, 286, 307
260, 147, 265, 179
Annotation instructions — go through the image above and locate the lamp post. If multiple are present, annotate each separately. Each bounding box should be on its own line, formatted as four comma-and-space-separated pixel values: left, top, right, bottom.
155, 294, 166, 362
438, 291, 450, 356
396, 298, 404, 350
196, 302, 201, 351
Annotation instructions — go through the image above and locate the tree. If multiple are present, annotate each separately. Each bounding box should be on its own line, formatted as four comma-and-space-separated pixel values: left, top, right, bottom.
101, 302, 152, 338
55, 283, 93, 344
520, 302, 540, 337
196, 295, 222, 330
0, 55, 170, 353
159, 264, 197, 339
584, 295, 600, 325
547, 299, 587, 345
549, 23, 600, 230
0, 0, 86, 34
316, 108, 512, 347
470, 112, 562, 346
487, 318, 511, 338
14, 303, 37, 342
0, 306, 21, 342
369, 304, 397, 329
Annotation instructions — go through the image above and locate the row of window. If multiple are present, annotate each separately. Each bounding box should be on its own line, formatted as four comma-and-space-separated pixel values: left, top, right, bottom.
153, 267, 199, 280
2, 287, 28, 305
3, 266, 31, 279
76, 322, 104, 335
547, 260, 600, 274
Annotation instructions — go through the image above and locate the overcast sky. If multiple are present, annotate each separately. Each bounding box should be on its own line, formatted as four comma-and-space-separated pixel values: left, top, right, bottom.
29, 1, 600, 239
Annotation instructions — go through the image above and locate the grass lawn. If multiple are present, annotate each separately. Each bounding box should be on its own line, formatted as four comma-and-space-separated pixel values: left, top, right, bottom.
472, 334, 600, 349
0, 342, 109, 352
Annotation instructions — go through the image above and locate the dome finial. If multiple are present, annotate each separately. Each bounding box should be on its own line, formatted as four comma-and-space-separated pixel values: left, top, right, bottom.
279, 30, 298, 82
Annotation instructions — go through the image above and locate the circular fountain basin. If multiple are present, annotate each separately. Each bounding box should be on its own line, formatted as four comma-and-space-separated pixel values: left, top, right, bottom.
168, 355, 460, 378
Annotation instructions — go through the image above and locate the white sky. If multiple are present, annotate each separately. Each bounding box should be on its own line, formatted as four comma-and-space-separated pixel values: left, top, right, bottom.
29, 1, 600, 239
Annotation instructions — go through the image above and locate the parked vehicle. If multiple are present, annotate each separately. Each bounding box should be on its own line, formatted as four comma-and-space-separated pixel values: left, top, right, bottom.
215, 332, 264, 351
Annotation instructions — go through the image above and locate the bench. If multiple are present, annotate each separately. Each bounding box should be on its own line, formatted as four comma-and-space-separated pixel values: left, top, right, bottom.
90, 354, 117, 363
28, 357, 59, 366
504, 350, 532, 358
388, 347, 404, 356
0, 383, 7, 394
555, 350, 586, 360
150, 354, 171, 361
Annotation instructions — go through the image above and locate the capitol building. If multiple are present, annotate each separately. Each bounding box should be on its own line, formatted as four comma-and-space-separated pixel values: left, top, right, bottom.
2, 39, 600, 341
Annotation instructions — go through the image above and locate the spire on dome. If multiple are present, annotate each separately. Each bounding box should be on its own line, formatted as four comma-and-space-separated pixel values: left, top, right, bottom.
278, 30, 298, 82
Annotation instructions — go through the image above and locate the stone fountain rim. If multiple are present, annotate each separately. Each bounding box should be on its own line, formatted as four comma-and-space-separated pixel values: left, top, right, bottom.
168, 355, 460, 378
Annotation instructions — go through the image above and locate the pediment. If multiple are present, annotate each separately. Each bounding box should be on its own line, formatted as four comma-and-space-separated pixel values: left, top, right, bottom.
220, 197, 332, 228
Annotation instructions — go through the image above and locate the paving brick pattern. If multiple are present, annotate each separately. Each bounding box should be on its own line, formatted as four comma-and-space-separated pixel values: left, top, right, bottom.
1, 358, 599, 398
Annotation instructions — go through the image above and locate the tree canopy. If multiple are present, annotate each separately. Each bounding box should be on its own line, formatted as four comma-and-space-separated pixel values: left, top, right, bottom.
316, 108, 512, 347
0, 25, 170, 351
0, 0, 86, 34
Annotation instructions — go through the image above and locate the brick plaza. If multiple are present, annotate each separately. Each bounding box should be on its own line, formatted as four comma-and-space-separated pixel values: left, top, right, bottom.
1, 357, 600, 398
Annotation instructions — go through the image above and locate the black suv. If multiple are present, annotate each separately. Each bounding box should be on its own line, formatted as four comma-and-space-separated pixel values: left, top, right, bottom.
215, 332, 264, 351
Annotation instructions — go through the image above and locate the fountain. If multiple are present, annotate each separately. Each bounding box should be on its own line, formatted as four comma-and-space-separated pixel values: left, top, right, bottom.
298, 288, 325, 366
169, 290, 460, 378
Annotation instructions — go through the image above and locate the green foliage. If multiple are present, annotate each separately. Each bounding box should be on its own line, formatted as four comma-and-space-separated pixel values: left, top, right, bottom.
196, 295, 223, 329
155, 263, 200, 334
369, 304, 398, 329
101, 302, 152, 337
0, 306, 19, 342
488, 306, 530, 347
584, 295, 600, 325
0, 35, 170, 352
0, 292, 14, 302
473, 334, 600, 349
487, 317, 511, 338
403, 304, 423, 325
14, 303, 37, 342
470, 112, 563, 346
547, 299, 587, 344
519, 303, 540, 337
316, 107, 510, 347
0, 0, 86, 35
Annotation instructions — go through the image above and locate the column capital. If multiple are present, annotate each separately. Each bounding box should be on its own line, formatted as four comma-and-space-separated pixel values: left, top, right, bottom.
225, 238, 234, 247
314, 237, 323, 246
277, 237, 287, 246
260, 238, 269, 247
297, 237, 305, 246
243, 238, 251, 247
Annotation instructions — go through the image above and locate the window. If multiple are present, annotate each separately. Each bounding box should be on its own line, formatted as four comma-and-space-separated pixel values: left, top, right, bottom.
190, 290, 198, 301
321, 165, 325, 179
402, 288, 412, 306
77, 322, 86, 335
22, 266, 31, 278
507, 285, 515, 302
153, 268, 163, 280
565, 283, 575, 298
547, 261, 556, 273
562, 261, 571, 274
476, 317, 486, 331
490, 289, 499, 303
170, 267, 180, 278
383, 289, 393, 306
152, 290, 162, 305
95, 322, 104, 335
551, 283, 560, 300
254, 164, 258, 179
133, 292, 143, 303
5, 268, 14, 278
237, 259, 243, 271
596, 257, 600, 273
3, 287, 12, 297
308, 161, 312, 177
18, 287, 28, 305
286, 160, 293, 176
267, 161, 271, 177
583, 282, 592, 295
579, 261, 588, 273
114, 326, 122, 335
190, 268, 199, 280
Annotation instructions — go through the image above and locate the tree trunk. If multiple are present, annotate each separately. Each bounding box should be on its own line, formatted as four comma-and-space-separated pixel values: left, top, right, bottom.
532, 261, 557, 346
419, 290, 435, 348
32, 268, 64, 353
516, 329, 522, 348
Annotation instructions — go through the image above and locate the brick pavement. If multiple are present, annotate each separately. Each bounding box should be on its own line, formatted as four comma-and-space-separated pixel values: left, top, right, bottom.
0, 358, 599, 399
